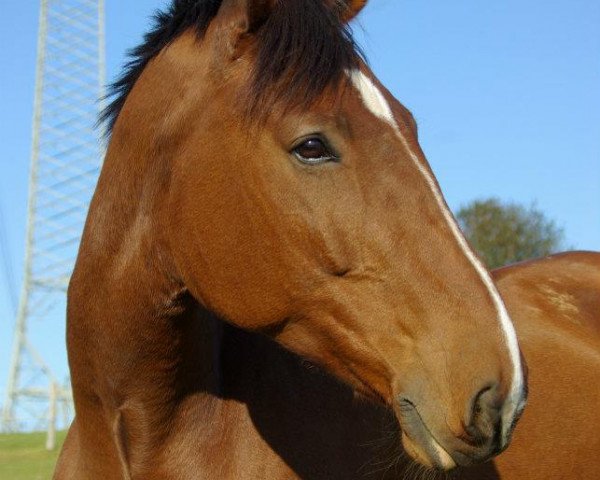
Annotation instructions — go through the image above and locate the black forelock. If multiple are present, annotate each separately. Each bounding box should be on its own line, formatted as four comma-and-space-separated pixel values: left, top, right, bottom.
100, 0, 363, 136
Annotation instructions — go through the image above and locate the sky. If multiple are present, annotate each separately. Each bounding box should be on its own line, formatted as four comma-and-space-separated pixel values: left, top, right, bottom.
0, 0, 599, 413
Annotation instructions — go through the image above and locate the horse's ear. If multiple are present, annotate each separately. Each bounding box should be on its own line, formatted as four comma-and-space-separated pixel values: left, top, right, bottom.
219, 0, 275, 35
216, 0, 276, 57
237, 0, 277, 31
339, 0, 367, 22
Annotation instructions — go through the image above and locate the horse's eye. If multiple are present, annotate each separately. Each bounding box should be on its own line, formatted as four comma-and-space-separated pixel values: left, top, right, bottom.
292, 137, 338, 165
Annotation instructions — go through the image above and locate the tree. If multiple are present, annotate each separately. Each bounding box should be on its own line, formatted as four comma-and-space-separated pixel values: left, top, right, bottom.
456, 198, 566, 269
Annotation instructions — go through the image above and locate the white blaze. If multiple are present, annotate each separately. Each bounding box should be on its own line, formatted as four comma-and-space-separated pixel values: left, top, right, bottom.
348, 69, 524, 442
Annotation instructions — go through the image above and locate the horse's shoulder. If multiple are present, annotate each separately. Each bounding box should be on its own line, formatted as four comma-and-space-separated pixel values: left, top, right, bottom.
492, 251, 600, 337
492, 251, 600, 281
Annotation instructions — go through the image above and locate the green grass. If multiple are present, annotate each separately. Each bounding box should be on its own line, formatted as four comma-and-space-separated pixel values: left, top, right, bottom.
0, 431, 66, 480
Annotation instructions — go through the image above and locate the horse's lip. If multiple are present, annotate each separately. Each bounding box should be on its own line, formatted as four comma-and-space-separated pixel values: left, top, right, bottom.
395, 399, 458, 470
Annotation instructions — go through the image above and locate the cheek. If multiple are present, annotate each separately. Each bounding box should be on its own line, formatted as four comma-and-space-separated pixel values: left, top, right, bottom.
167, 153, 321, 327
260, 165, 364, 274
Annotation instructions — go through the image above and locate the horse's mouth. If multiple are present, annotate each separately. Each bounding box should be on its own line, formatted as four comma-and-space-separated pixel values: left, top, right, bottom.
395, 400, 457, 471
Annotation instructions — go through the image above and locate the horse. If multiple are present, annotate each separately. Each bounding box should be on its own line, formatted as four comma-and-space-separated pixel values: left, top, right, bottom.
461, 251, 600, 480
349, 251, 600, 479
51, 0, 592, 478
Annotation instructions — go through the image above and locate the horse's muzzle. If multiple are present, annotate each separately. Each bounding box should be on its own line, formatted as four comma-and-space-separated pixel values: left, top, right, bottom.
395, 383, 527, 470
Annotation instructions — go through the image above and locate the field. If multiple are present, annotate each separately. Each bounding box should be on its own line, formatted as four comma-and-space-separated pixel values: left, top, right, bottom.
0, 431, 66, 480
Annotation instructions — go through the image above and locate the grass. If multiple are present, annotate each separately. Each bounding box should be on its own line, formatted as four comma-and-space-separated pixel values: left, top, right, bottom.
0, 431, 66, 480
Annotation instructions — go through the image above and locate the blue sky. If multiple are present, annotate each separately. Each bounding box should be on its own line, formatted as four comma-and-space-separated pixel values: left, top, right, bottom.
1, 0, 599, 406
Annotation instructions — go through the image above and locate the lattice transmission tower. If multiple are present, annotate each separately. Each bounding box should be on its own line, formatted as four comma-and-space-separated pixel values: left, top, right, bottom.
2, 0, 105, 434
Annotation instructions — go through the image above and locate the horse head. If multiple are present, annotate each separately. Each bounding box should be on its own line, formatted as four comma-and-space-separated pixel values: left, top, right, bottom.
100, 0, 527, 470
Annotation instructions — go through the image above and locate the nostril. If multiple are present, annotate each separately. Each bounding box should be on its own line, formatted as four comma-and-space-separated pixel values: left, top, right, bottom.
464, 384, 502, 447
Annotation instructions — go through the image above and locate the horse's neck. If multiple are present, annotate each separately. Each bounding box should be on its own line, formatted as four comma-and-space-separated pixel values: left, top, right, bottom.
203, 322, 406, 479
72, 170, 398, 476
69, 160, 217, 472
70, 239, 400, 477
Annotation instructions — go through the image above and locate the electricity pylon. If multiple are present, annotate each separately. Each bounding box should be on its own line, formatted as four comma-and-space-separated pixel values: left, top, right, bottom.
2, 0, 105, 434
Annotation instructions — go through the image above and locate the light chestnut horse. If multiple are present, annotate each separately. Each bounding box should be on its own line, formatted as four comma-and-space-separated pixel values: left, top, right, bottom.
482, 251, 600, 480
54, 1, 597, 478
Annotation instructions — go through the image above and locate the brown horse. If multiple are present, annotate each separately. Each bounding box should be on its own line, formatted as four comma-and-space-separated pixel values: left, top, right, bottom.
481, 251, 600, 480
53, 1, 595, 478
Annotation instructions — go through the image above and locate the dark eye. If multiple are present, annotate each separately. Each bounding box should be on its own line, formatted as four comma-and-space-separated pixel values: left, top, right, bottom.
292, 137, 338, 165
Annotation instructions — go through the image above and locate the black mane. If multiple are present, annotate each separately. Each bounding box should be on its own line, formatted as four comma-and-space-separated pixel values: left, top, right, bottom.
101, 0, 363, 135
